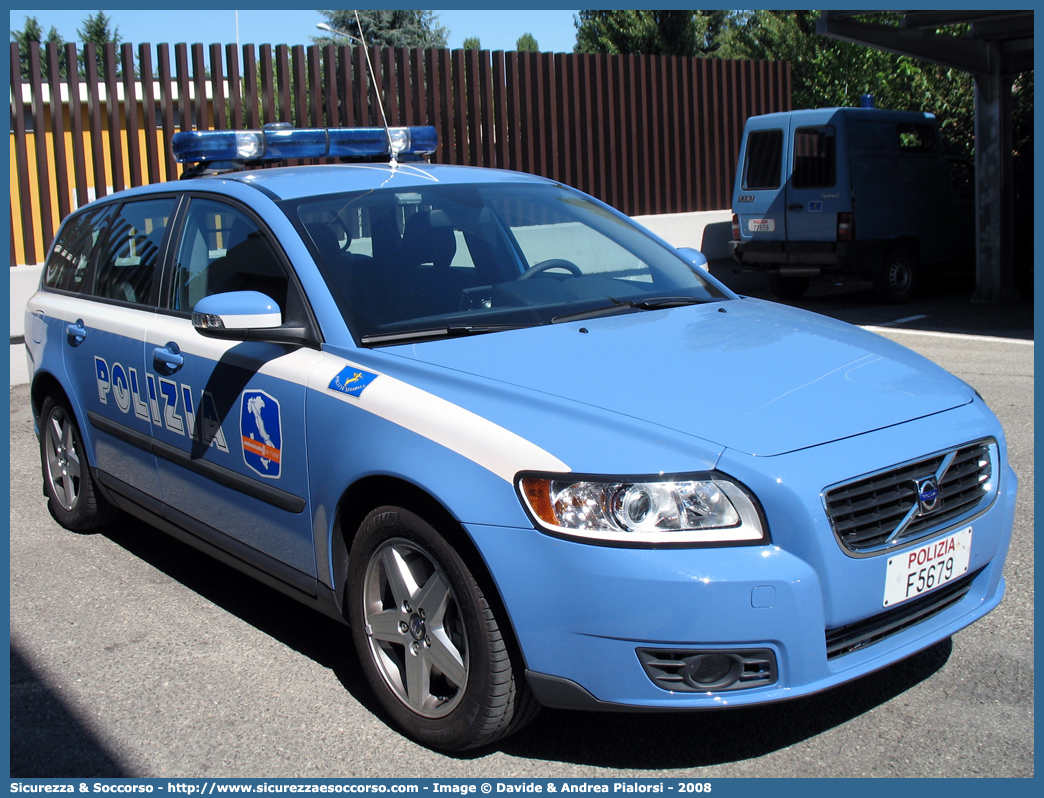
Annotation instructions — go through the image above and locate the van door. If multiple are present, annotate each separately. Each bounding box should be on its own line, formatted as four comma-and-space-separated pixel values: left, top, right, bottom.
785, 121, 849, 241
733, 116, 789, 243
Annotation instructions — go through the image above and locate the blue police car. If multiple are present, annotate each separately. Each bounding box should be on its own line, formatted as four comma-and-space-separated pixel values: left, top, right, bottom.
25, 125, 1016, 751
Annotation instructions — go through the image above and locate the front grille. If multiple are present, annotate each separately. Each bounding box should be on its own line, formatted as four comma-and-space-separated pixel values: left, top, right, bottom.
825, 567, 981, 659
824, 441, 994, 554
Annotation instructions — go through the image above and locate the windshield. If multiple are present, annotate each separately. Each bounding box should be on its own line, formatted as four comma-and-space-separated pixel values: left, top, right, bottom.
288, 182, 728, 345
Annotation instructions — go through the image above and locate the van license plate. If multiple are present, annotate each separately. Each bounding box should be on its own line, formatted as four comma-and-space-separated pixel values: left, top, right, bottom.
747, 218, 775, 233
883, 527, 972, 607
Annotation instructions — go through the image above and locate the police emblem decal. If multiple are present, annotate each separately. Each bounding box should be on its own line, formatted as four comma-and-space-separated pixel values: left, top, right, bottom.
240, 390, 282, 479
329, 366, 378, 398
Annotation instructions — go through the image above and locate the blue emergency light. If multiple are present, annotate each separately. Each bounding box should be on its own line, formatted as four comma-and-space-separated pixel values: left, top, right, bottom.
171, 125, 438, 164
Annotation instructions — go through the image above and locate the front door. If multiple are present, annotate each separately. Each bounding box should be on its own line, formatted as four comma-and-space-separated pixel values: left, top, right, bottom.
149, 196, 321, 580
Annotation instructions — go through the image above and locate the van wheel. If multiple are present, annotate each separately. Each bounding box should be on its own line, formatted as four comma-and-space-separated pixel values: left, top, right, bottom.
347, 506, 537, 750
39, 395, 115, 532
874, 246, 919, 303
768, 275, 810, 300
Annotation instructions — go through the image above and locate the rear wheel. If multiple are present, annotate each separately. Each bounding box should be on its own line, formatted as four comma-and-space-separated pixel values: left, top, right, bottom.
347, 506, 537, 750
874, 246, 919, 303
39, 395, 115, 531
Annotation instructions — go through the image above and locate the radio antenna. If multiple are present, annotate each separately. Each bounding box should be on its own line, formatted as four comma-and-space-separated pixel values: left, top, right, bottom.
316, 15, 398, 164
353, 11, 391, 136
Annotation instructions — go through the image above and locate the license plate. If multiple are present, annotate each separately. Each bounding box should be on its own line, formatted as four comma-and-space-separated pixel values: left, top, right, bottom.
747, 218, 775, 232
883, 527, 972, 607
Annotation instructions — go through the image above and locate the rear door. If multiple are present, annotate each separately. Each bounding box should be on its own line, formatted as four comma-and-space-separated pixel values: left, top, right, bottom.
58, 196, 178, 501
733, 115, 789, 243
785, 113, 850, 241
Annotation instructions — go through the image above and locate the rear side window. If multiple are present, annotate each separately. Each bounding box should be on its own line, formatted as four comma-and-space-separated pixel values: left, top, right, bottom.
741, 129, 783, 190
93, 198, 177, 305
792, 126, 836, 188
43, 205, 115, 293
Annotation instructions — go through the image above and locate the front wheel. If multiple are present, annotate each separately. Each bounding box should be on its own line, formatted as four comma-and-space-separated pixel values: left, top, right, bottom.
39, 395, 115, 531
347, 506, 536, 750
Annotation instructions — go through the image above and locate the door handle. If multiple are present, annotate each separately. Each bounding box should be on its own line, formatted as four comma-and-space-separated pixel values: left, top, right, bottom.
787, 203, 803, 210
153, 341, 185, 374
66, 319, 87, 347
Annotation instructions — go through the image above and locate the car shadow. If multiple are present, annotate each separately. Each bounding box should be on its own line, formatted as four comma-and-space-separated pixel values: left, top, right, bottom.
98, 515, 389, 723
10, 642, 128, 776
98, 514, 951, 766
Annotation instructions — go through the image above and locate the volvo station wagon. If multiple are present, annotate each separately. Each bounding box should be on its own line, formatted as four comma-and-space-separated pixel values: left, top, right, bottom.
25, 125, 1016, 750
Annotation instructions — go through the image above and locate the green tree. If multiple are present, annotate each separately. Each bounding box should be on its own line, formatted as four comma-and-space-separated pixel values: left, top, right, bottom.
11, 16, 68, 79
574, 10, 733, 57
717, 10, 977, 156
77, 10, 122, 77
462, 36, 481, 51
314, 9, 448, 48
515, 32, 539, 53
11, 16, 44, 78
44, 27, 67, 76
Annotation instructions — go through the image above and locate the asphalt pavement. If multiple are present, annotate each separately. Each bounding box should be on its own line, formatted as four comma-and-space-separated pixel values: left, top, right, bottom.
8, 279, 1034, 779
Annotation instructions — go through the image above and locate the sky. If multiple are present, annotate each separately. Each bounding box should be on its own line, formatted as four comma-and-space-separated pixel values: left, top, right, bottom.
8, 8, 583, 55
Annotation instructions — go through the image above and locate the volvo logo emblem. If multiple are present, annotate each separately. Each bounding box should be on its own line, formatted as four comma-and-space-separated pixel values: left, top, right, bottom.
915, 476, 941, 515
409, 614, 426, 641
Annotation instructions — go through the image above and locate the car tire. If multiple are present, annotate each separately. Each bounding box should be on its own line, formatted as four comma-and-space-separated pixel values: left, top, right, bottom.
874, 246, 919, 303
39, 395, 115, 532
768, 274, 810, 300
347, 506, 537, 750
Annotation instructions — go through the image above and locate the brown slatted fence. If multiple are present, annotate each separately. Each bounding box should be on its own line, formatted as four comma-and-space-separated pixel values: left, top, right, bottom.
9, 40, 791, 264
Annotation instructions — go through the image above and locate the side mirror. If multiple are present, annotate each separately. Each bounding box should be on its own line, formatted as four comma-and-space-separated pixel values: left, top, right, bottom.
192, 291, 282, 335
677, 247, 709, 270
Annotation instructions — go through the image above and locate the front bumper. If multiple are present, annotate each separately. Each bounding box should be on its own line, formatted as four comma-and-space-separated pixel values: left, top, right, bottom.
468, 404, 1016, 710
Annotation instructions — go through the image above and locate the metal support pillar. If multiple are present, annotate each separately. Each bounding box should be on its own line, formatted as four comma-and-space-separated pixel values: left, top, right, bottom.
971, 46, 1017, 301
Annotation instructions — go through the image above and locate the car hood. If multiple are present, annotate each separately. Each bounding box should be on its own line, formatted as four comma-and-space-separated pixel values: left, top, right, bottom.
388, 299, 973, 458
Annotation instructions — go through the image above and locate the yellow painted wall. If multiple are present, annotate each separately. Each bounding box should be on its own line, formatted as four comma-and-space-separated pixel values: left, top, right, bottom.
11, 99, 188, 265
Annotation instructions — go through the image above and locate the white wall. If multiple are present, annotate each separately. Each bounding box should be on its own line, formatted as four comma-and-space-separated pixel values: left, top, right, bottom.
10, 264, 43, 337
10, 265, 42, 386
632, 209, 733, 260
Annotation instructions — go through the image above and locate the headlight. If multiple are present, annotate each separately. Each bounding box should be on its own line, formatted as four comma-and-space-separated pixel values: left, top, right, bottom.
517, 472, 767, 546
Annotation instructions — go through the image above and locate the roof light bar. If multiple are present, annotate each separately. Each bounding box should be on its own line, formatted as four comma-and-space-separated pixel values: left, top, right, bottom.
171, 125, 438, 164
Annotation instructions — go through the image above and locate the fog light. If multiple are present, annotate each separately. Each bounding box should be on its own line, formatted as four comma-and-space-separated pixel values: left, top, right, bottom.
687, 653, 738, 687
637, 647, 778, 693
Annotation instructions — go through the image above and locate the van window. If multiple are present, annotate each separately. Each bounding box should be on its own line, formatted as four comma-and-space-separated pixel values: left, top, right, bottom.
792, 126, 836, 189
897, 123, 939, 153
741, 129, 783, 190
948, 158, 973, 200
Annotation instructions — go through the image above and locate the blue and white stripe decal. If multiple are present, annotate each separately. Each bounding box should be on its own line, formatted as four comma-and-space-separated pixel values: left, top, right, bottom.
45, 302, 570, 485
32, 293, 156, 337
312, 354, 571, 483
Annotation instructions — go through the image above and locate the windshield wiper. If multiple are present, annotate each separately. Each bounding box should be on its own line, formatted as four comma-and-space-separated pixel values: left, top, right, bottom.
552, 296, 710, 324
360, 324, 528, 346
